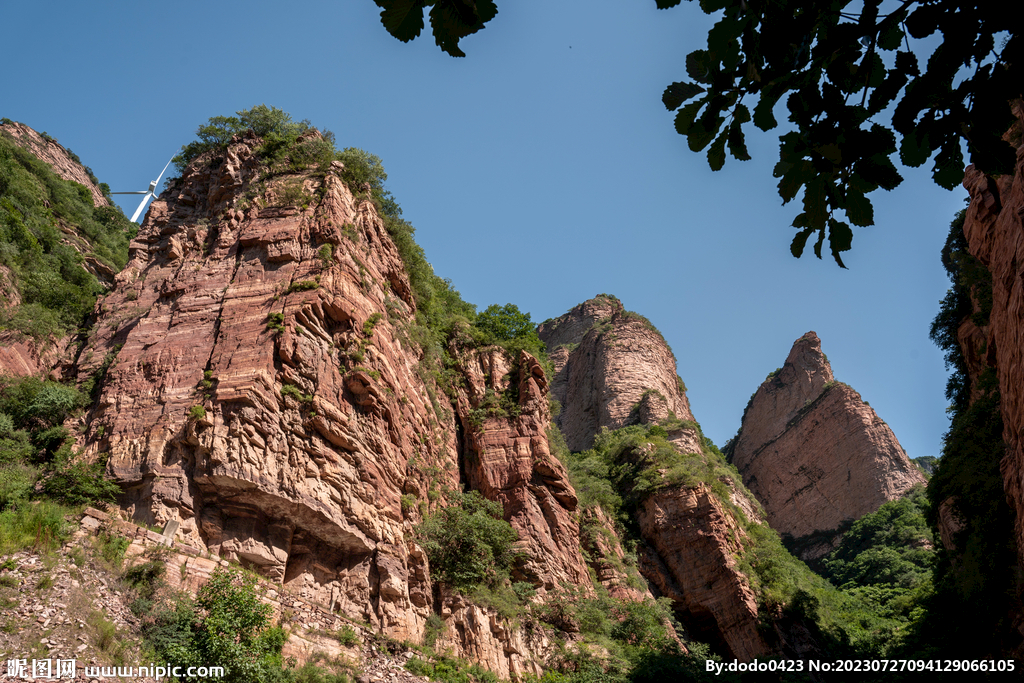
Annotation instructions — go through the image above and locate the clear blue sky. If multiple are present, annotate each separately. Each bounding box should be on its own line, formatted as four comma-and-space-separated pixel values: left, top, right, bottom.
2, 0, 965, 460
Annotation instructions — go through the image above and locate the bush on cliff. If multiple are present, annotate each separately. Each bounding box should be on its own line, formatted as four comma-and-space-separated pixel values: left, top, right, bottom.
416, 490, 518, 591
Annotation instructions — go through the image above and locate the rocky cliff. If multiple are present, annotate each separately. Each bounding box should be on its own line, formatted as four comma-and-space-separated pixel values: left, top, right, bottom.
0, 122, 127, 377
538, 296, 701, 456
727, 332, 925, 559
960, 104, 1024, 578
65, 129, 597, 678
540, 295, 771, 660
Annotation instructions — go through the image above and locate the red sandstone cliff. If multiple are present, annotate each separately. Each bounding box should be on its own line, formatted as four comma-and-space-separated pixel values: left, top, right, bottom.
728, 332, 925, 559
63, 130, 597, 678
540, 296, 770, 660
538, 296, 701, 455
960, 102, 1024, 591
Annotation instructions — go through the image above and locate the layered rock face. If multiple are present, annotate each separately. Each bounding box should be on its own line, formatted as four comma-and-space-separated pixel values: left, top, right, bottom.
541, 296, 767, 660
453, 348, 591, 592
728, 332, 925, 559
638, 484, 769, 660
68, 132, 586, 677
538, 296, 700, 454
960, 106, 1024, 574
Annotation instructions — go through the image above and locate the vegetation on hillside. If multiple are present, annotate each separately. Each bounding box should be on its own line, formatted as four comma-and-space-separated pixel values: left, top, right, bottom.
558, 419, 936, 664
0, 130, 136, 339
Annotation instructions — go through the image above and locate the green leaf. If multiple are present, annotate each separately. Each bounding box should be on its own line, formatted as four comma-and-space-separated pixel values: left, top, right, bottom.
856, 157, 903, 191
753, 88, 781, 131
899, 128, 931, 167
777, 161, 811, 204
708, 130, 728, 171
878, 14, 906, 51
845, 188, 874, 227
933, 141, 965, 190
673, 100, 705, 136
813, 228, 825, 259
686, 115, 721, 152
686, 50, 713, 84
727, 120, 751, 161
791, 227, 815, 258
379, 0, 427, 43
828, 218, 853, 268
428, 0, 498, 57
662, 82, 706, 110
802, 175, 828, 229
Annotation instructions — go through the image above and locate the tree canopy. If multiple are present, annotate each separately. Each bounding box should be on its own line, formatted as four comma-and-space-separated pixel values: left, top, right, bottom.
369, 0, 1021, 266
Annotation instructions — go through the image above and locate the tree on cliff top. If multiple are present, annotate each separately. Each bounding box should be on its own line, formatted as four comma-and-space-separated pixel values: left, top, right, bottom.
368, 0, 1020, 267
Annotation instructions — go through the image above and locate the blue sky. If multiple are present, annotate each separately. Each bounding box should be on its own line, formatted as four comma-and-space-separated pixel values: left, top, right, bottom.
2, 0, 965, 459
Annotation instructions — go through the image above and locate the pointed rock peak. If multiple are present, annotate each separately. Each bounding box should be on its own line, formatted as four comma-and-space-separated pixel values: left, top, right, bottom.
730, 331, 926, 561
776, 331, 835, 401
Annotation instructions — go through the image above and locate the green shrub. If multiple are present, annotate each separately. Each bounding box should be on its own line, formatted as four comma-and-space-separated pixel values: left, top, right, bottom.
266, 312, 285, 333
337, 625, 359, 647
41, 453, 119, 506
416, 490, 518, 591
146, 566, 285, 683
286, 279, 319, 293
188, 405, 206, 420
362, 312, 382, 336
280, 384, 313, 403
0, 133, 135, 337
0, 498, 73, 554
318, 244, 334, 269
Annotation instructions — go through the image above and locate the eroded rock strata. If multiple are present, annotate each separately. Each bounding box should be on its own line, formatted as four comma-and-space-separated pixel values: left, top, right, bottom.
728, 332, 926, 559
539, 296, 700, 455
68, 132, 590, 676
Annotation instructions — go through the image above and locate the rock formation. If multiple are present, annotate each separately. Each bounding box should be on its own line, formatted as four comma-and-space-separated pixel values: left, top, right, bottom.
727, 332, 926, 559
538, 295, 701, 455
960, 104, 1024, 576
0, 122, 117, 376
65, 130, 593, 677
540, 296, 769, 660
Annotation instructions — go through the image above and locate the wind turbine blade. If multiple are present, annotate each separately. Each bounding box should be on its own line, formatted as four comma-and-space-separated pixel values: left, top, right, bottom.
131, 192, 155, 223
110, 191, 149, 195
154, 157, 173, 187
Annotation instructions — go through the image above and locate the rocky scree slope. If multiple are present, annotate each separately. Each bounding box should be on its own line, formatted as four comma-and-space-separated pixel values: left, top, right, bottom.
726, 332, 926, 560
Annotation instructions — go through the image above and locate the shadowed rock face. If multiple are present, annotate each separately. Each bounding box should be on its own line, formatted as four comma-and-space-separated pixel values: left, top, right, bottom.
960, 105, 1024, 580
728, 332, 925, 559
637, 484, 770, 661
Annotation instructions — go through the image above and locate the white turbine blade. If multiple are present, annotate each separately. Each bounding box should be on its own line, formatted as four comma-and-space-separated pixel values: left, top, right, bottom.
111, 191, 149, 195
154, 157, 173, 187
131, 192, 155, 223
